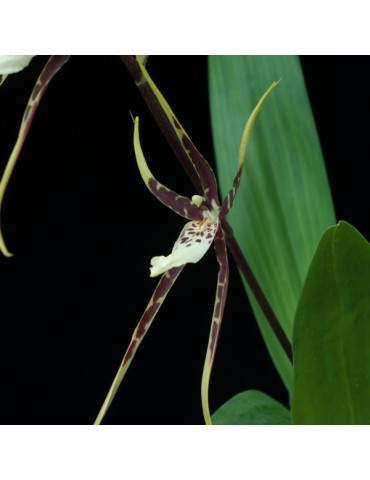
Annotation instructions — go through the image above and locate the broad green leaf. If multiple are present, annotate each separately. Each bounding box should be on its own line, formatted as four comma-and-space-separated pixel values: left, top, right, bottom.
212, 390, 291, 425
292, 221, 370, 424
208, 56, 335, 392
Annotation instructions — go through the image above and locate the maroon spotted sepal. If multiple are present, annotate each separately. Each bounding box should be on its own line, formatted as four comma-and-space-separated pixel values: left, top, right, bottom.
175, 119, 220, 208
94, 265, 184, 424
219, 167, 243, 219
121, 55, 220, 208
15, 56, 69, 142
147, 177, 204, 220
133, 116, 204, 221
0, 55, 70, 256
121, 55, 203, 195
201, 223, 229, 424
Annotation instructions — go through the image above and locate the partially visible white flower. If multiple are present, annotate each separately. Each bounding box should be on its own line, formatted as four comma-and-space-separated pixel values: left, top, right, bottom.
0, 55, 35, 74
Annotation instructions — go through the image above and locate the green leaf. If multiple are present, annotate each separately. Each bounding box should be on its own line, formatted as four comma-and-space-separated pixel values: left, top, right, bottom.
292, 221, 370, 424
212, 390, 291, 425
208, 56, 336, 392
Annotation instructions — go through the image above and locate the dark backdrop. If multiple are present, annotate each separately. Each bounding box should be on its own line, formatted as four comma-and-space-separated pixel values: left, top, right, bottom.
0, 56, 368, 424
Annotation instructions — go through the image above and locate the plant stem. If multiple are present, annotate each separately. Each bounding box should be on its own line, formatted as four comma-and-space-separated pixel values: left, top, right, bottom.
222, 219, 293, 362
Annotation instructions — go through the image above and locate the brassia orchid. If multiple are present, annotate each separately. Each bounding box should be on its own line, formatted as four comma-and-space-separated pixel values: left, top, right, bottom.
94, 57, 278, 425
0, 55, 70, 256
0, 55, 282, 425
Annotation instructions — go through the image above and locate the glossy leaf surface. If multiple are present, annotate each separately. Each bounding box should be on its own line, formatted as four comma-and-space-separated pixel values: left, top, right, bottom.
292, 221, 370, 424
212, 390, 290, 425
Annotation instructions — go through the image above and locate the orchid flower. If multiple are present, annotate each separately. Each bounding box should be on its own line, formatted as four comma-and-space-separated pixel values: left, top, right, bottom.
94, 56, 278, 425
0, 55, 70, 256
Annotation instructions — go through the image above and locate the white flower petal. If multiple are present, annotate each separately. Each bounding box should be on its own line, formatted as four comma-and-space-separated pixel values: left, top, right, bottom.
0, 55, 35, 74
150, 217, 218, 277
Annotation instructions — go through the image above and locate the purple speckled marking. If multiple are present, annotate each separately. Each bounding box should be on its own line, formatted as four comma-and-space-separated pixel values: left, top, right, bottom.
206, 225, 229, 368
31, 82, 43, 101
147, 178, 203, 221
125, 340, 137, 362
21, 56, 70, 140
220, 168, 243, 218
120, 266, 184, 370
31, 56, 69, 101
209, 322, 219, 356
172, 115, 181, 130
181, 135, 219, 205
136, 301, 160, 338
0, 55, 70, 232
24, 105, 32, 124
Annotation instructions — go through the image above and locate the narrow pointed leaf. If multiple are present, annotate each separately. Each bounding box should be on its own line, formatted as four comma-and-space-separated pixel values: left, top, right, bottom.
201, 225, 229, 424
212, 390, 291, 425
292, 221, 370, 424
133, 116, 203, 221
94, 266, 184, 425
0, 74, 7, 87
0, 55, 70, 256
209, 56, 336, 392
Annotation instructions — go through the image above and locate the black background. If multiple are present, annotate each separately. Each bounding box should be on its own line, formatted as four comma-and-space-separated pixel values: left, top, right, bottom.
0, 56, 368, 424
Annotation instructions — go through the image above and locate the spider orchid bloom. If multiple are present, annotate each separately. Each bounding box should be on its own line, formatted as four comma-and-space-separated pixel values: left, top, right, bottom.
0, 55, 70, 256
94, 57, 277, 425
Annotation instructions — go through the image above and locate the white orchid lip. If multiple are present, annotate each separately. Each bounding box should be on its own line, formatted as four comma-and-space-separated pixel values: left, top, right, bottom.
0, 55, 35, 74
150, 216, 219, 277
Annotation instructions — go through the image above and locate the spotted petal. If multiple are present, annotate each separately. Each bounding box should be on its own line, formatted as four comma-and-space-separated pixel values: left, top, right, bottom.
201, 224, 229, 424
150, 217, 219, 277
0, 55, 35, 74
133, 116, 204, 221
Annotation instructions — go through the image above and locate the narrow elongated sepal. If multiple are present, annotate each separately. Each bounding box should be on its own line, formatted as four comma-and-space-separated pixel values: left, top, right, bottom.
133, 116, 204, 221
135, 56, 220, 205
201, 224, 229, 424
121, 56, 203, 195
0, 55, 70, 256
0, 74, 7, 87
219, 82, 278, 218
94, 265, 184, 425
150, 217, 218, 277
